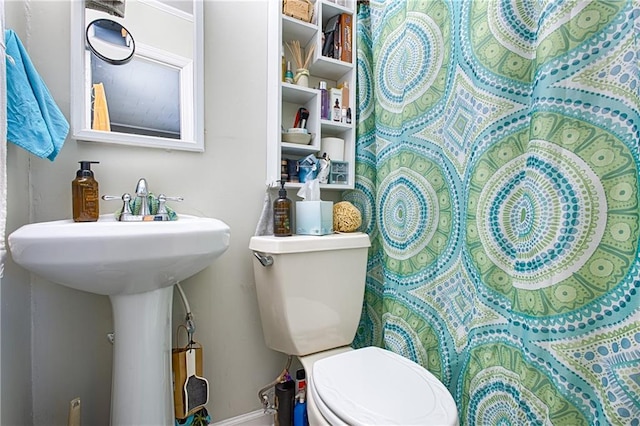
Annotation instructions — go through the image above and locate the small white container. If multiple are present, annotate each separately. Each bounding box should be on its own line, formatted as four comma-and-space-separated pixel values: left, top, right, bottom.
283, 128, 312, 144
320, 137, 344, 161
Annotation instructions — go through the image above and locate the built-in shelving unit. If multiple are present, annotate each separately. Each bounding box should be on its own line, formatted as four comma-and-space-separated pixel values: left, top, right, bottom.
267, 0, 357, 190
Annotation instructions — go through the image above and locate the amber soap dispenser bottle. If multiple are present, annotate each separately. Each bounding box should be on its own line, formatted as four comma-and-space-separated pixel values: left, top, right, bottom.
273, 180, 292, 236
72, 161, 100, 222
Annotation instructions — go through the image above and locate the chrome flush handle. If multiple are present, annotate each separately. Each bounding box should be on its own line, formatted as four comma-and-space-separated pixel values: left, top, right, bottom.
253, 252, 274, 267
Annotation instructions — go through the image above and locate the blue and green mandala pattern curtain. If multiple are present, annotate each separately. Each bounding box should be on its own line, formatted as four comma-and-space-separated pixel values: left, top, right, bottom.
345, 0, 640, 424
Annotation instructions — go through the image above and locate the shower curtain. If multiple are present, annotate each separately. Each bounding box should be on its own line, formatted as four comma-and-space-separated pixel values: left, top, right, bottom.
346, 1, 640, 424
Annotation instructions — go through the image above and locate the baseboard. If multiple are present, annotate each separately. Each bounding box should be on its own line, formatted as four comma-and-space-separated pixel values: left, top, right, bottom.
210, 409, 274, 426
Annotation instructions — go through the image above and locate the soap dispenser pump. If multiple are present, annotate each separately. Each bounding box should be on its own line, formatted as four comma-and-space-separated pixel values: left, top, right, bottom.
72, 161, 100, 222
273, 180, 292, 237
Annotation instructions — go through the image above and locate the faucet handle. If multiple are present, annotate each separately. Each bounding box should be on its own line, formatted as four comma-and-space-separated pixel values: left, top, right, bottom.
157, 194, 183, 215
102, 193, 133, 220
158, 195, 184, 202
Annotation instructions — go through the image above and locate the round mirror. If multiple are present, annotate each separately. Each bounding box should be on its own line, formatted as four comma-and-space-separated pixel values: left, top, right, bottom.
86, 19, 135, 65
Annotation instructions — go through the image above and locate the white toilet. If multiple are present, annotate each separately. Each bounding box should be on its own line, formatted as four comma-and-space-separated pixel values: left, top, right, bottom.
250, 233, 458, 425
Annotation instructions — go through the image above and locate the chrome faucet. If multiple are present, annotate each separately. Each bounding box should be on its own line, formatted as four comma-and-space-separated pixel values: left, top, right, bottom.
135, 178, 151, 216
102, 178, 183, 221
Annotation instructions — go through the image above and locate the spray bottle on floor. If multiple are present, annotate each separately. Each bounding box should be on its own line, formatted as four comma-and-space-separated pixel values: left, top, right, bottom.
293, 369, 308, 426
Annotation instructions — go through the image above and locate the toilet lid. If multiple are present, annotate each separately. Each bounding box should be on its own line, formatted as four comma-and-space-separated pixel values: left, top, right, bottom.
312, 347, 458, 426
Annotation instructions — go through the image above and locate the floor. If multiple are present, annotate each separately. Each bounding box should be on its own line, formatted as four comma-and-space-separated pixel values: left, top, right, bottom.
210, 409, 274, 426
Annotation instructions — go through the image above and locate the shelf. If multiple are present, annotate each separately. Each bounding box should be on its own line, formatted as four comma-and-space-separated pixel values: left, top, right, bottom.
282, 15, 317, 45
282, 83, 318, 104
281, 142, 319, 156
321, 119, 352, 134
322, 1, 355, 17
311, 56, 353, 81
268, 1, 356, 191
284, 182, 353, 191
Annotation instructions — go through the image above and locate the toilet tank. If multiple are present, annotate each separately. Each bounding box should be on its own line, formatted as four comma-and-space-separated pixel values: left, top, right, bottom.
249, 233, 370, 356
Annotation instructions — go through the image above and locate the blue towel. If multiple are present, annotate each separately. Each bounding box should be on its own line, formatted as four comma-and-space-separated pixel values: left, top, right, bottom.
5, 30, 69, 161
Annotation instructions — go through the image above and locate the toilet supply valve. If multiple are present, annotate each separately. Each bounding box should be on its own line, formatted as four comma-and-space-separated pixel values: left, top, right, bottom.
257, 355, 292, 414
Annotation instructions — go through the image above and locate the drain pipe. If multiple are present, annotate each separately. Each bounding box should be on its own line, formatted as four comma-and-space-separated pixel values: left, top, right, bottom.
258, 355, 293, 412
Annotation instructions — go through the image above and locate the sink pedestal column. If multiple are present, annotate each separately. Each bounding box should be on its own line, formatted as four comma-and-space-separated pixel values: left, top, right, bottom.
110, 286, 174, 425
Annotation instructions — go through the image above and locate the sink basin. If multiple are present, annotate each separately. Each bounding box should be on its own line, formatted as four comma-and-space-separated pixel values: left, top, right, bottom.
8, 213, 231, 295
8, 214, 230, 425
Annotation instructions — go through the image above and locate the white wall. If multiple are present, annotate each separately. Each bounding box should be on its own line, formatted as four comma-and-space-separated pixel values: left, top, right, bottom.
3, 1, 287, 424
3, 1, 34, 424
0, 0, 4, 421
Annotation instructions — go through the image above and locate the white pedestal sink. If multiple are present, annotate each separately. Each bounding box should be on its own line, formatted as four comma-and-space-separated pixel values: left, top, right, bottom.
8, 214, 230, 425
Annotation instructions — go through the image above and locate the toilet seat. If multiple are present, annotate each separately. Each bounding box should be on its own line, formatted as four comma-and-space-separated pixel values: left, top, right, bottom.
310, 346, 458, 426
307, 375, 348, 426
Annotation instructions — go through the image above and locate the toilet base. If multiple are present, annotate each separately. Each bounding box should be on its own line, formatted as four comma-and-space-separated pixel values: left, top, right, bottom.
297, 346, 353, 426
304, 383, 329, 426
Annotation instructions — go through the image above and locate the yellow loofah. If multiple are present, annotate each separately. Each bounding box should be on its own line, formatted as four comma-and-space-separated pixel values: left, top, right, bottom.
333, 201, 362, 232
